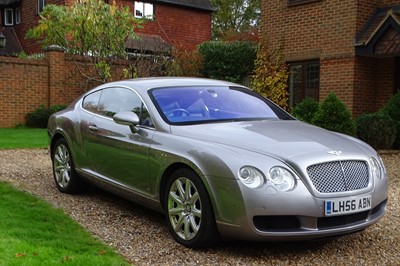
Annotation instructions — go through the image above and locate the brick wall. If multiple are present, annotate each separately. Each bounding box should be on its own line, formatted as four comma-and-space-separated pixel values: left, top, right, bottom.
0, 56, 50, 127
120, 1, 212, 50
0, 48, 95, 128
0, 46, 166, 127
15, 0, 66, 54
262, 0, 398, 117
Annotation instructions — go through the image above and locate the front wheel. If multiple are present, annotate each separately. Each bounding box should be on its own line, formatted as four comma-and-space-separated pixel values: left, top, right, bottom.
164, 168, 219, 249
52, 138, 87, 194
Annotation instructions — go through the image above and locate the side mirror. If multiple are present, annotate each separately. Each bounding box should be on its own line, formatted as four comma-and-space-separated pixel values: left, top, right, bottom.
113, 111, 140, 132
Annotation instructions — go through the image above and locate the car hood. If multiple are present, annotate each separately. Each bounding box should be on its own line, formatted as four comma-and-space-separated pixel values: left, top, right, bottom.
171, 120, 372, 163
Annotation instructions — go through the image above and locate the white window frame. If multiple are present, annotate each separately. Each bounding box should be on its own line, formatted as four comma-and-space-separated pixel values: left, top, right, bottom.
15, 8, 21, 24
4, 9, 13, 26
134, 1, 154, 19
37, 0, 45, 14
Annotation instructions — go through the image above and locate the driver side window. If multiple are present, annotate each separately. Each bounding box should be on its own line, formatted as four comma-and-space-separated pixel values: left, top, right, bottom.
97, 87, 153, 127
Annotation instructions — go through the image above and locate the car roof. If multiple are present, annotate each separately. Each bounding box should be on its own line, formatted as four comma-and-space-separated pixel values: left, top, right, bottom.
96, 77, 245, 92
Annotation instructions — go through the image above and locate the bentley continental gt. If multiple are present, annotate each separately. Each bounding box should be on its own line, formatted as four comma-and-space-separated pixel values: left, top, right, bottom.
48, 77, 388, 248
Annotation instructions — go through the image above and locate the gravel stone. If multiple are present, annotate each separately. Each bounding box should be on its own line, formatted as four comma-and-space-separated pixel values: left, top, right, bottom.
0, 149, 399, 265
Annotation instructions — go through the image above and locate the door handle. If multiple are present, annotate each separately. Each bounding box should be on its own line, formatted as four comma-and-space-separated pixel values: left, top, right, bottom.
88, 124, 98, 132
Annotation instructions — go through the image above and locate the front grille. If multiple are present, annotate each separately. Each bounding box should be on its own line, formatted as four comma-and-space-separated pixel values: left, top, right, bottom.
318, 211, 369, 229
307, 160, 369, 193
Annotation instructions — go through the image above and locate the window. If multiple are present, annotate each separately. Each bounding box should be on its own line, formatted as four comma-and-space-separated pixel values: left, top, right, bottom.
4, 9, 13, 26
83, 91, 102, 113
288, 61, 320, 108
134, 1, 154, 19
15, 8, 21, 24
83, 88, 152, 126
37, 0, 45, 14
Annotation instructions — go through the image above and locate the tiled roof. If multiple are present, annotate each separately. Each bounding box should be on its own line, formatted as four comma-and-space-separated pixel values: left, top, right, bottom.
154, 0, 215, 11
355, 6, 400, 46
125, 34, 171, 53
0, 27, 23, 56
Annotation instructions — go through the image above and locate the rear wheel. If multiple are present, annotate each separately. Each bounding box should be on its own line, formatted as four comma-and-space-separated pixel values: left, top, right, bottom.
52, 138, 87, 194
164, 168, 219, 248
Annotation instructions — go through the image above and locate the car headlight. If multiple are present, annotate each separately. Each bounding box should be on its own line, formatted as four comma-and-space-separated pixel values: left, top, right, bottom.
268, 166, 296, 191
238, 166, 265, 189
370, 157, 383, 180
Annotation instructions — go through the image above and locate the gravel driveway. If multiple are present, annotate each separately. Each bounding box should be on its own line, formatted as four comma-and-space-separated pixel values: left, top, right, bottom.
0, 149, 399, 265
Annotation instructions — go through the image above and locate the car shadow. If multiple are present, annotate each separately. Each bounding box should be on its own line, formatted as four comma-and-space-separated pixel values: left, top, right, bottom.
83, 184, 339, 255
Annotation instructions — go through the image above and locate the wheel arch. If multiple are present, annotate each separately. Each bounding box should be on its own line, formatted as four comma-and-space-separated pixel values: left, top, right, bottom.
158, 162, 216, 214
50, 132, 68, 158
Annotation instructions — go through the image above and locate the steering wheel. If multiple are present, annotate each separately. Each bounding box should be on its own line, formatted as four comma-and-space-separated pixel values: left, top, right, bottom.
165, 108, 190, 117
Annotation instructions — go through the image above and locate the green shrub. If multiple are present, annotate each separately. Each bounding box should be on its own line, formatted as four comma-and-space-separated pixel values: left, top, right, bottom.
356, 113, 397, 150
312, 92, 356, 136
292, 97, 320, 124
197, 41, 256, 83
382, 91, 400, 149
26, 104, 67, 128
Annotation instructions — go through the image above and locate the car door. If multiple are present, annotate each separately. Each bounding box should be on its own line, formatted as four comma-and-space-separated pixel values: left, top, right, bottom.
82, 87, 155, 196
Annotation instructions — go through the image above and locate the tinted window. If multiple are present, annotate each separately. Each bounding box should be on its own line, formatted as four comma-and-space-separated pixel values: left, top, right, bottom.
150, 86, 291, 124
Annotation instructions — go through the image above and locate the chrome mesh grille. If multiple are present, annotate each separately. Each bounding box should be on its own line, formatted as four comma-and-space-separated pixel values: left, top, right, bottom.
307, 160, 369, 193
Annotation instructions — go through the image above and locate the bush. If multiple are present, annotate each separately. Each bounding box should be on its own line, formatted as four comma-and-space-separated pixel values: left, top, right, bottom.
382, 91, 400, 149
26, 104, 67, 128
356, 113, 397, 150
312, 92, 356, 136
165, 46, 203, 77
197, 41, 256, 83
292, 98, 320, 124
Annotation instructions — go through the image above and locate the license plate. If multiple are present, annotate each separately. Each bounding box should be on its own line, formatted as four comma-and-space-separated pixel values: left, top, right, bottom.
325, 195, 371, 216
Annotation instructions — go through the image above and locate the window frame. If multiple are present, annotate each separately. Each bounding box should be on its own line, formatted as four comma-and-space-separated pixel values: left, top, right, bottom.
37, 0, 45, 14
134, 1, 154, 19
288, 60, 320, 108
4, 8, 14, 26
15, 8, 21, 24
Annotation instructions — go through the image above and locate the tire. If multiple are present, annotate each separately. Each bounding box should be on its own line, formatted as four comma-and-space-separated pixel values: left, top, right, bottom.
52, 138, 88, 194
164, 168, 219, 249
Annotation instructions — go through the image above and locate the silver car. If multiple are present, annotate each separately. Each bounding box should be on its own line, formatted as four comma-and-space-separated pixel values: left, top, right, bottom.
48, 77, 388, 248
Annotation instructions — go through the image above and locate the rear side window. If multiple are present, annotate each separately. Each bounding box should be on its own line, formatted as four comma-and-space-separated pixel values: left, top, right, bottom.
82, 90, 101, 113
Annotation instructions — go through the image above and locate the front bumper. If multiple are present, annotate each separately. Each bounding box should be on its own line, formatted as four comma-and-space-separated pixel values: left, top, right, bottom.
207, 176, 388, 242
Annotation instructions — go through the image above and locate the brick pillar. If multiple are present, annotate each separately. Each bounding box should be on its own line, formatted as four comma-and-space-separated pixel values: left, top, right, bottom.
44, 45, 66, 107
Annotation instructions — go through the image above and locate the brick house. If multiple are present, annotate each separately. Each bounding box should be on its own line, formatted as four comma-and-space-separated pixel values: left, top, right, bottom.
0, 0, 214, 56
262, 0, 400, 116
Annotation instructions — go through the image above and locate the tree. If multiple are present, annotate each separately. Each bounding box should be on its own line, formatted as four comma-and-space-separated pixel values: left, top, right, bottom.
251, 36, 289, 110
27, 0, 142, 83
210, 0, 260, 41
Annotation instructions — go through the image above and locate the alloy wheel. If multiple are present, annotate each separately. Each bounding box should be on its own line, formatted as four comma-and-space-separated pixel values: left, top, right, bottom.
167, 177, 202, 241
53, 143, 71, 189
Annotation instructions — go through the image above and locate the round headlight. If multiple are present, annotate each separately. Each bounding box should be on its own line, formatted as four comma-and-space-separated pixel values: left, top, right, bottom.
370, 157, 382, 180
238, 166, 265, 189
268, 166, 296, 191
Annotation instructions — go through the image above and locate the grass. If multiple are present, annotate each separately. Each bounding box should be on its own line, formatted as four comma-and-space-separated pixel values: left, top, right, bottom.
0, 128, 48, 149
0, 128, 130, 265
0, 181, 130, 266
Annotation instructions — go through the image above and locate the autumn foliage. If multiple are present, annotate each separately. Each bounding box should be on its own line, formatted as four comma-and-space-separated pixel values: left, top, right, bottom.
251, 37, 289, 110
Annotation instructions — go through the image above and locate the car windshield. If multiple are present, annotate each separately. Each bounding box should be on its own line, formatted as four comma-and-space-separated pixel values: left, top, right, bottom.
150, 86, 292, 124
